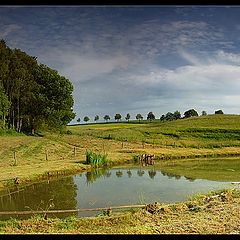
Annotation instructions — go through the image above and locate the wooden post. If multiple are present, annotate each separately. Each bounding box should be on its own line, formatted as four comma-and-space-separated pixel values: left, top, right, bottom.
45, 149, 48, 161
74, 147, 76, 157
13, 151, 17, 166
122, 142, 123, 149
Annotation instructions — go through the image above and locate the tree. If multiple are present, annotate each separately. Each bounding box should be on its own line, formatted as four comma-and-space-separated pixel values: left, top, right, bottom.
147, 112, 155, 122
173, 110, 181, 120
136, 113, 143, 123
104, 115, 110, 122
83, 116, 90, 123
215, 110, 224, 114
125, 113, 130, 122
0, 39, 76, 134
165, 112, 174, 121
184, 109, 198, 118
77, 118, 80, 123
94, 115, 99, 122
160, 114, 165, 121
202, 111, 207, 116
0, 86, 9, 128
114, 113, 122, 122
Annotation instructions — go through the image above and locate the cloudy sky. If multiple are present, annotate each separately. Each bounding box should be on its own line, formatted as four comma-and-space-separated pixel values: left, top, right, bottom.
1, 5, 240, 123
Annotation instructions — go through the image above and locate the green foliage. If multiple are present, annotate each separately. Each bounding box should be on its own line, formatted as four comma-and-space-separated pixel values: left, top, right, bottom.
184, 109, 198, 118
77, 118, 80, 123
114, 113, 122, 122
94, 115, 99, 122
0, 85, 9, 128
83, 116, 90, 123
136, 113, 143, 123
147, 112, 155, 122
125, 113, 130, 122
0, 39, 75, 133
103, 115, 110, 122
215, 109, 224, 114
202, 111, 207, 116
86, 150, 108, 167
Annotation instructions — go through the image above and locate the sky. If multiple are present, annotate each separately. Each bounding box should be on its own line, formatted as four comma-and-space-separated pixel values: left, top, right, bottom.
0, 5, 240, 123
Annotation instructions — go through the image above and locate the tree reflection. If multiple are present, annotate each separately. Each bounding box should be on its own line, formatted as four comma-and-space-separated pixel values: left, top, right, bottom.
0, 176, 78, 218
127, 170, 132, 178
116, 170, 123, 177
148, 169, 157, 179
184, 176, 196, 182
85, 167, 110, 185
137, 169, 145, 177
160, 170, 181, 180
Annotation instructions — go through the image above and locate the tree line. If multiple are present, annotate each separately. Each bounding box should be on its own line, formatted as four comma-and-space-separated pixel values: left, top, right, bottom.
76, 109, 224, 124
0, 39, 75, 134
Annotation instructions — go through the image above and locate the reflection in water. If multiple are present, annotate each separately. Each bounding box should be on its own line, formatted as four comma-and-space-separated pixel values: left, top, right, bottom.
137, 169, 145, 177
184, 176, 196, 182
85, 168, 111, 185
127, 170, 132, 178
116, 170, 123, 177
0, 177, 78, 219
160, 170, 182, 180
148, 169, 157, 179
0, 167, 233, 219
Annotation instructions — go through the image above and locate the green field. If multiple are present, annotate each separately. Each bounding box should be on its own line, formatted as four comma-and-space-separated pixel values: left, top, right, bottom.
0, 114, 240, 188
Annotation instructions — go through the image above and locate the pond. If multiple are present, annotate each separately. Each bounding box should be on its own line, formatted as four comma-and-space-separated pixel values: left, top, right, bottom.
0, 165, 234, 219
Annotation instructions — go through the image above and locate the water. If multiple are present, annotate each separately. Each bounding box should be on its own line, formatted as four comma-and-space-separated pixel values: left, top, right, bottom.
0, 167, 233, 219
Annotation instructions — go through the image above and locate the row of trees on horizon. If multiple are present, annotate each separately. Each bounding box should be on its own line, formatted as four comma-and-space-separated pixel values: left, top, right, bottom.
76, 109, 224, 124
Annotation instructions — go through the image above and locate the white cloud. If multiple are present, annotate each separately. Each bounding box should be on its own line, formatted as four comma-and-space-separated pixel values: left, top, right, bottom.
0, 23, 21, 38
216, 50, 240, 65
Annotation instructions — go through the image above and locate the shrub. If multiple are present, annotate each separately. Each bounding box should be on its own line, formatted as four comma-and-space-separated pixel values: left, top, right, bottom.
86, 150, 108, 167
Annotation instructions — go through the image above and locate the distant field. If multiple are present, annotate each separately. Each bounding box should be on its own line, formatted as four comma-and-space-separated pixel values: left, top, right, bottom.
67, 114, 240, 149
0, 114, 240, 188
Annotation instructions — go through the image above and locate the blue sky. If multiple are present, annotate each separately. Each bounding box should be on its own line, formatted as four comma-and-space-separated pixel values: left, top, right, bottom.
1, 5, 240, 123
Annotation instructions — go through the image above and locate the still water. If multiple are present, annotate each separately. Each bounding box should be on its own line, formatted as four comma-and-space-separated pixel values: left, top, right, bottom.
0, 167, 233, 219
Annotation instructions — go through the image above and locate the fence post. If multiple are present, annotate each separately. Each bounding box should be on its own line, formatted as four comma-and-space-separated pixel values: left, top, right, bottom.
13, 151, 17, 166
45, 149, 48, 161
74, 147, 76, 157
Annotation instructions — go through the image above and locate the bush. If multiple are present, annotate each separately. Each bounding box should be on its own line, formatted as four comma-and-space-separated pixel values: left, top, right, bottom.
86, 150, 108, 167
215, 110, 224, 114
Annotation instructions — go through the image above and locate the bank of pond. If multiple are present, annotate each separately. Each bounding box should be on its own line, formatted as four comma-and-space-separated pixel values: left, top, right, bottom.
0, 158, 239, 220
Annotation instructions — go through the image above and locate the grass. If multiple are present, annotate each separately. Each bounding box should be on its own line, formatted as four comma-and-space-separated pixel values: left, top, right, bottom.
85, 150, 108, 167
0, 114, 240, 188
0, 115, 240, 233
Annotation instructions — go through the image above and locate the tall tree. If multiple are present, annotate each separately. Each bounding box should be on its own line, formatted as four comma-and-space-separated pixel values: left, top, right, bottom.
0, 86, 9, 128
173, 110, 181, 120
114, 113, 122, 122
147, 112, 155, 122
215, 110, 224, 114
103, 115, 110, 122
184, 109, 198, 118
125, 113, 130, 122
83, 116, 90, 123
94, 115, 99, 122
0, 39, 76, 133
136, 113, 143, 123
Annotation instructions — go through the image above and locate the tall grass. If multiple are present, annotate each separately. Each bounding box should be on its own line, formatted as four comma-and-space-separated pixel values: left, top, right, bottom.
86, 150, 108, 167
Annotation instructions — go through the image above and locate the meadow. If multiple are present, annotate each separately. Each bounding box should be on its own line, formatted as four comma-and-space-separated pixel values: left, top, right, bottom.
0, 114, 240, 188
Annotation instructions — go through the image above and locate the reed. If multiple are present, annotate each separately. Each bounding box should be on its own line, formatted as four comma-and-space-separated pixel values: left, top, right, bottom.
85, 150, 108, 167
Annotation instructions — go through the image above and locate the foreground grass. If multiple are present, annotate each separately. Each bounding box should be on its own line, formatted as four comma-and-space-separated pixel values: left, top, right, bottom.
1, 188, 239, 234
0, 114, 240, 189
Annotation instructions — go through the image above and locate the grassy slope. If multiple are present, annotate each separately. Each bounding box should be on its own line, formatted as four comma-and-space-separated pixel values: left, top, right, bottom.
1, 114, 240, 188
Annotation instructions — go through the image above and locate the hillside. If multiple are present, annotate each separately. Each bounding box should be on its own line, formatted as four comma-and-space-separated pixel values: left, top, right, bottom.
0, 114, 240, 188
